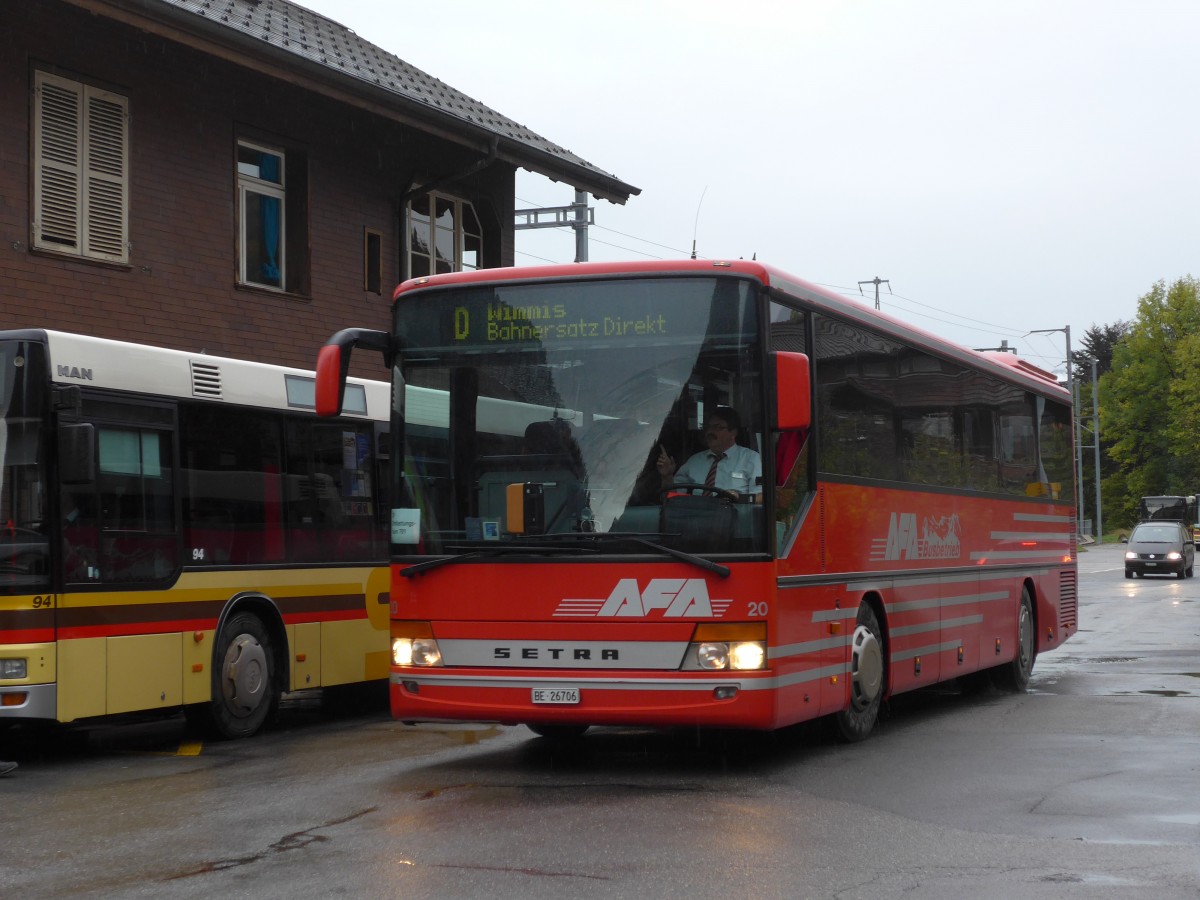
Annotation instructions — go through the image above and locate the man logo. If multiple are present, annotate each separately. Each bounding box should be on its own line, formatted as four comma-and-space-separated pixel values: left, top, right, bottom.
57, 365, 93, 381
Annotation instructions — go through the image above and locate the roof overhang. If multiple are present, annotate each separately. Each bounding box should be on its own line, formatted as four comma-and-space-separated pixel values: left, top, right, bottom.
66, 0, 640, 204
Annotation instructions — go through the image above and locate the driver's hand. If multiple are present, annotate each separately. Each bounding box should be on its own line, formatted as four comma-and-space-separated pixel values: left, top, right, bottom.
655, 445, 676, 478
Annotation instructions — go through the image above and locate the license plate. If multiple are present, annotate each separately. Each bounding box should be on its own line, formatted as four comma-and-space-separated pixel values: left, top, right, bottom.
1145, 561, 1158, 566
532, 687, 580, 705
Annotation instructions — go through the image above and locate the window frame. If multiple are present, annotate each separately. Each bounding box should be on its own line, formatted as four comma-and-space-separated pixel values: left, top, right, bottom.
237, 139, 287, 291
405, 191, 482, 279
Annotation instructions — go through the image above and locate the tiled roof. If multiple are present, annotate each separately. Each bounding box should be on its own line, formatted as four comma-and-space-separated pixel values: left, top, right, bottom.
151, 0, 638, 203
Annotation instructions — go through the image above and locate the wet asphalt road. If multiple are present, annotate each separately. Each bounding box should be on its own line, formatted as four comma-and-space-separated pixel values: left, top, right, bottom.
2, 541, 1198, 899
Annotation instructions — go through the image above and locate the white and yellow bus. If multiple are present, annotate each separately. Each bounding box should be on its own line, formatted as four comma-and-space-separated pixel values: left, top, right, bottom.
0, 330, 391, 738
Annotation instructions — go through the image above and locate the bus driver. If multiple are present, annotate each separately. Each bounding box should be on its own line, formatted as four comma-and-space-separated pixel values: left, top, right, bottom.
656, 406, 762, 502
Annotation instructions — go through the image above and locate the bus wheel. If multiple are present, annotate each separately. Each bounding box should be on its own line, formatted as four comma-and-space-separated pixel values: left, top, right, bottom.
833, 604, 884, 742
994, 587, 1035, 692
206, 612, 279, 739
527, 723, 589, 741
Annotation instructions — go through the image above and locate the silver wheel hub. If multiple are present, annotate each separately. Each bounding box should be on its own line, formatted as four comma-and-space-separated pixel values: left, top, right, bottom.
221, 633, 268, 718
848, 623, 883, 711
1017, 601, 1034, 671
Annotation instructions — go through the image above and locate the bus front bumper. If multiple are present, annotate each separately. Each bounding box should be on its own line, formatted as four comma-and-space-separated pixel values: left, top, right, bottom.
0, 683, 57, 721
389, 669, 784, 730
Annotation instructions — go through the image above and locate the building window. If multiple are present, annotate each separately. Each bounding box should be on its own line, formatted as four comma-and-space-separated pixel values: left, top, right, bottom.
364, 228, 382, 294
406, 192, 482, 278
237, 141, 286, 290
32, 71, 129, 263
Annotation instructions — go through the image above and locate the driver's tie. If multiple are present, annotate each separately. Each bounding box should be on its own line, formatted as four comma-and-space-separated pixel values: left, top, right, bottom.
705, 452, 725, 489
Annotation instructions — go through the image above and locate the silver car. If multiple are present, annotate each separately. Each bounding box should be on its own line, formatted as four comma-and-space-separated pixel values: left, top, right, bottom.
1123, 521, 1196, 579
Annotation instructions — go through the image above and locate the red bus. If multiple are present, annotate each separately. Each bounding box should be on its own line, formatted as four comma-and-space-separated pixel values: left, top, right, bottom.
316, 260, 1077, 741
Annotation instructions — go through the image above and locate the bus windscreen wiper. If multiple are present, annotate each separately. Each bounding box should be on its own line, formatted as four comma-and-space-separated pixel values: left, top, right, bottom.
399, 542, 595, 578
512, 532, 731, 578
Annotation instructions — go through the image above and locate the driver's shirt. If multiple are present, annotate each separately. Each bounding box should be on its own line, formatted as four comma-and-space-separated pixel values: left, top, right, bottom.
674, 443, 762, 495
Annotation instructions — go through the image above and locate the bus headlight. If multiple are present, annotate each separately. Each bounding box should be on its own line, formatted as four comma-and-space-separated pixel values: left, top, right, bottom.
0, 659, 27, 679
391, 621, 443, 667
684, 624, 767, 671
392, 637, 443, 667
695, 641, 766, 671
697, 642, 730, 670
729, 641, 765, 670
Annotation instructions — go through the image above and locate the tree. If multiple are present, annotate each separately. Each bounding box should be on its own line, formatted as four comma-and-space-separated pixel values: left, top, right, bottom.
1100, 276, 1200, 527
1070, 321, 1129, 383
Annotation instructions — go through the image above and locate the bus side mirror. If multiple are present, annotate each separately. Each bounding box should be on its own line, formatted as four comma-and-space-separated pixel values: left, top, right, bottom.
774, 351, 811, 431
58, 423, 95, 484
315, 328, 391, 417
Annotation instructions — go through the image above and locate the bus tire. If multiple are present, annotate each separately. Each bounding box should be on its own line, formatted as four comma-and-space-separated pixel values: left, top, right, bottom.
833, 603, 885, 743
527, 723, 589, 741
204, 611, 279, 739
994, 586, 1036, 692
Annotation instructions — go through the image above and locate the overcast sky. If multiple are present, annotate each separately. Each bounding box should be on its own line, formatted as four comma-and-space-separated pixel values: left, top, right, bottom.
298, 0, 1198, 377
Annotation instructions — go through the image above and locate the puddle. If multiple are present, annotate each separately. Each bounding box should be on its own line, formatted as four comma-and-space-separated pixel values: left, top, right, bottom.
1156, 813, 1200, 826
1138, 689, 1191, 697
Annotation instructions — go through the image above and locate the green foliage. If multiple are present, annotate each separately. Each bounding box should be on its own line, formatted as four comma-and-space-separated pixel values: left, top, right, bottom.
1099, 276, 1200, 527
1071, 321, 1129, 383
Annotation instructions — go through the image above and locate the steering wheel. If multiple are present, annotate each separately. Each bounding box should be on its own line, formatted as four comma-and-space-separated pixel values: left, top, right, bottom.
660, 483, 740, 502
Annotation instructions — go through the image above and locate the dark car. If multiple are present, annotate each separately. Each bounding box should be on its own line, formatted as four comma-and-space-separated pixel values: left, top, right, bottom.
1123, 521, 1196, 579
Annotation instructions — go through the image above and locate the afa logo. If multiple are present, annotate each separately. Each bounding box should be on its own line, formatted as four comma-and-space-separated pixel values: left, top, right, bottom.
553, 578, 733, 618
880, 512, 961, 561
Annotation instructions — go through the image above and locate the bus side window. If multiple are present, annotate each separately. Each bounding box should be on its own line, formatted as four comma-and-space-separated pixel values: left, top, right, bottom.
769, 301, 813, 544
285, 420, 380, 562
94, 425, 178, 582
180, 405, 284, 566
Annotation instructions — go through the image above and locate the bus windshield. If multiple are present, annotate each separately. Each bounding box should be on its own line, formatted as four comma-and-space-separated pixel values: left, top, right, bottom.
0, 339, 50, 592
392, 275, 767, 557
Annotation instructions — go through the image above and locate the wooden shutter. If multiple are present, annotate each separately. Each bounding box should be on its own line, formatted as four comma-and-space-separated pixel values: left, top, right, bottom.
82, 89, 128, 261
33, 72, 82, 253
32, 72, 129, 263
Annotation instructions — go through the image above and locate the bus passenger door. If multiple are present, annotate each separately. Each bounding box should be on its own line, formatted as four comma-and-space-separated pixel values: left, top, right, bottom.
57, 400, 181, 721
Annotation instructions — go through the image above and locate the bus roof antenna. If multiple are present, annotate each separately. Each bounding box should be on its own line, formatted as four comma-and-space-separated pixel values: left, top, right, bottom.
691, 186, 707, 259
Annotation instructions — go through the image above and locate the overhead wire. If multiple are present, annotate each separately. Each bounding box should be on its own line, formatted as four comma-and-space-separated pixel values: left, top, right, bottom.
512, 197, 1065, 370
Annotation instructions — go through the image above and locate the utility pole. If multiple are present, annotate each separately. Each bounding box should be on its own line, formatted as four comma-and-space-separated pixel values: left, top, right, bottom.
858, 276, 890, 310
1089, 358, 1102, 541
1030, 326, 1083, 539
514, 190, 594, 263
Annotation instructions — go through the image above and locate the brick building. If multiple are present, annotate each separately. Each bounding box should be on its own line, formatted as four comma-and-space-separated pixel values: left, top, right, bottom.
0, 0, 637, 376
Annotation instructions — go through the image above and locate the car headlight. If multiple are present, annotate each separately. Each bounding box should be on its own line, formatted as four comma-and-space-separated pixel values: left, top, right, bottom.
1167, 551, 1183, 561
1125, 551, 1137, 560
